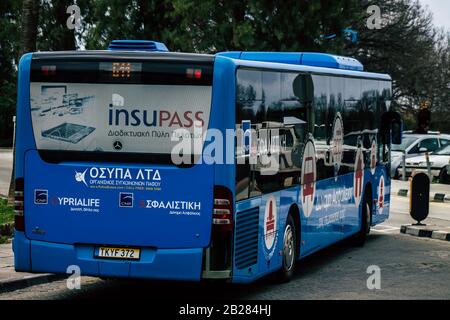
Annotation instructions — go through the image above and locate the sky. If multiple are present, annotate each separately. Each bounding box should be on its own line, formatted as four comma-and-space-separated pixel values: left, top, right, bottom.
419, 0, 450, 32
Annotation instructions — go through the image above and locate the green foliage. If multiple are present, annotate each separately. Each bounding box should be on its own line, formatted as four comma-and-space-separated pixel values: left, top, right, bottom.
0, 236, 9, 244
172, 0, 360, 53
38, 0, 76, 50
0, 0, 22, 146
0, 198, 14, 225
78, 0, 183, 51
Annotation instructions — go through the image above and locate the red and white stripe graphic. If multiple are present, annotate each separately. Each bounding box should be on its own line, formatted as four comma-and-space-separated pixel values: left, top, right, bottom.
370, 139, 377, 174
378, 175, 385, 215
301, 140, 316, 217
354, 147, 365, 207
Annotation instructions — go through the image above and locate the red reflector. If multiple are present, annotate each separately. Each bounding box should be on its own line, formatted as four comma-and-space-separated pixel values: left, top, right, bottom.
14, 177, 25, 232
194, 69, 202, 79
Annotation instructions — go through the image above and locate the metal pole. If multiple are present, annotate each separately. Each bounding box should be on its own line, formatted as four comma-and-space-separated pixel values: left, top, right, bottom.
12, 116, 16, 150
7, 116, 16, 206
402, 151, 407, 181
425, 151, 432, 180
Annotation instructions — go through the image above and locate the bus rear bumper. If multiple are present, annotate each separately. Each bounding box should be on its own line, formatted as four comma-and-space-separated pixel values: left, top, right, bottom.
13, 232, 204, 281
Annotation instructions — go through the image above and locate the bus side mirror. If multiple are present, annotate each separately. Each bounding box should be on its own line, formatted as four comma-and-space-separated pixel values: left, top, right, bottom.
381, 111, 402, 145
391, 119, 403, 145
293, 74, 314, 103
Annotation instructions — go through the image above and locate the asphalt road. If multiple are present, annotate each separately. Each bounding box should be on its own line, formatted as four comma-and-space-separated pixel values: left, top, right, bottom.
0, 149, 13, 197
1, 200, 449, 300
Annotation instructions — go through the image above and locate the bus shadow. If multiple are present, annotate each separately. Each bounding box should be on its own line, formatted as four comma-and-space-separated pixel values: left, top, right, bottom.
71, 234, 387, 300
292, 233, 385, 279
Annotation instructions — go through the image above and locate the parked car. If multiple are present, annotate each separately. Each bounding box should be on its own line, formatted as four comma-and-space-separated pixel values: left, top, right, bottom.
398, 144, 450, 184
444, 164, 450, 184
391, 133, 450, 178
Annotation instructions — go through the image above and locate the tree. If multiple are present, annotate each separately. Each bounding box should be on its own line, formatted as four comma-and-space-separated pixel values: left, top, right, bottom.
38, 0, 76, 50
344, 0, 448, 131
78, 0, 182, 51
22, 0, 38, 54
428, 34, 450, 132
0, 0, 22, 147
172, 0, 361, 53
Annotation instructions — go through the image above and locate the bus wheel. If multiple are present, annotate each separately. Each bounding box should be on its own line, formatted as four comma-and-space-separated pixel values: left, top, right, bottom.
276, 215, 297, 282
351, 195, 371, 247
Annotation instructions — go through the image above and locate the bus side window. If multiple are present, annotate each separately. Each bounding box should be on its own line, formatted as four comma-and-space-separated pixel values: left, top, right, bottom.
329, 77, 345, 176
235, 69, 263, 201
312, 75, 332, 180
342, 78, 362, 174
361, 79, 380, 169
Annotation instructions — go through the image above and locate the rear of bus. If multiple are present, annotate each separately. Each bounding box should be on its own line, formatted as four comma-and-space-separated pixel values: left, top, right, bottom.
13, 42, 235, 281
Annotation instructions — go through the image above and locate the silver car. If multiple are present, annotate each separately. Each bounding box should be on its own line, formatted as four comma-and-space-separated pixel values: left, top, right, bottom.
391, 133, 450, 178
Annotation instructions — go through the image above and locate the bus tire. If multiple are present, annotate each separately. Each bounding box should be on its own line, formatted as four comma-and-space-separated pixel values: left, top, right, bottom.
351, 192, 371, 247
276, 214, 297, 282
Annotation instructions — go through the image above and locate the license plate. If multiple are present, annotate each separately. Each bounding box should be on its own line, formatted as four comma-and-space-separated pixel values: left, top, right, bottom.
96, 247, 141, 260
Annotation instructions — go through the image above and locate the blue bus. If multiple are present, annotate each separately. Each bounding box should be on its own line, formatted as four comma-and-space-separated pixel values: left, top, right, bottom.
13, 40, 402, 283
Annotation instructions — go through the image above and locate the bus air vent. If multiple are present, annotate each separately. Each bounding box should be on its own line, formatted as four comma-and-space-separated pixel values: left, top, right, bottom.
108, 40, 169, 52
234, 207, 259, 269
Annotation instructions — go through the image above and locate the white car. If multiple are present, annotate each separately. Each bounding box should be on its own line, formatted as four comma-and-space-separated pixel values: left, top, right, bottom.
398, 144, 450, 183
391, 133, 450, 178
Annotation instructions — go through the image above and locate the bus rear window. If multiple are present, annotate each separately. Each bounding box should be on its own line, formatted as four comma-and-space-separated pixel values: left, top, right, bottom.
29, 58, 213, 162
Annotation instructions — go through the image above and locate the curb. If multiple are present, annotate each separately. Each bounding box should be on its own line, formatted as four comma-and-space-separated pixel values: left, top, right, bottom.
431, 231, 450, 241
396, 189, 450, 203
401, 225, 450, 242
0, 274, 66, 294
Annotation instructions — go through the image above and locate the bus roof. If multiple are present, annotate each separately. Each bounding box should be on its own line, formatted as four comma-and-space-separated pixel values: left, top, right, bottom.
217, 51, 391, 81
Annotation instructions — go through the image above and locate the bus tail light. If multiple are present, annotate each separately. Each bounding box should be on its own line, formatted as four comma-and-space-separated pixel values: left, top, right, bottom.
202, 186, 234, 276
14, 178, 25, 232
213, 185, 233, 230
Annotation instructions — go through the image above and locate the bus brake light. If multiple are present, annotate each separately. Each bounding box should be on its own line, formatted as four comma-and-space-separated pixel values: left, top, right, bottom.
213, 186, 233, 228
14, 178, 25, 232
186, 68, 202, 79
194, 69, 202, 79
41, 65, 56, 76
